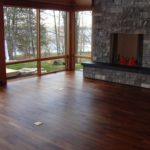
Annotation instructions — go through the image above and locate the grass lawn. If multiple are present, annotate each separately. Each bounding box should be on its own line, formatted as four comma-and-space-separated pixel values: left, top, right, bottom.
41, 61, 65, 72
7, 62, 37, 70
75, 63, 83, 70
7, 61, 84, 74
7, 61, 65, 72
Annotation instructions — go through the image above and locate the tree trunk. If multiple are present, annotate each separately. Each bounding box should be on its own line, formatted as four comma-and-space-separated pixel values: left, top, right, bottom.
75, 13, 80, 63
28, 9, 35, 57
53, 11, 60, 55
5, 8, 13, 60
62, 12, 66, 55
11, 8, 18, 59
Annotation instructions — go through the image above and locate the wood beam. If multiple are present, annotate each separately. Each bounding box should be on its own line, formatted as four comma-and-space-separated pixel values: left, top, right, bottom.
73, 0, 93, 10
4, 0, 93, 11
4, 0, 72, 10
0, 0, 7, 86
26, 0, 72, 6
66, 11, 75, 71
73, 0, 93, 6
37, 9, 41, 76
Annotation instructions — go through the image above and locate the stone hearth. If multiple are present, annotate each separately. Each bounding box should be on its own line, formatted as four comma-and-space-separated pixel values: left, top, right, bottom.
83, 0, 150, 88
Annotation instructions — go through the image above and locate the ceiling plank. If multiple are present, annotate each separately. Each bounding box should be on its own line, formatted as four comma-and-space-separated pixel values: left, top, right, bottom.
74, 0, 93, 6
4, 0, 93, 9
4, 0, 72, 10
0, 0, 7, 86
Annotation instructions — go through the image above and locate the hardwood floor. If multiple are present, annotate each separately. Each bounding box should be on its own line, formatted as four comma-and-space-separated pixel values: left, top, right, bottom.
0, 71, 150, 150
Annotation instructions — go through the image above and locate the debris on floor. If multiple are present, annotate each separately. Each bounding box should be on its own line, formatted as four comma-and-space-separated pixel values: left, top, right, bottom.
34, 121, 43, 126
54, 87, 64, 91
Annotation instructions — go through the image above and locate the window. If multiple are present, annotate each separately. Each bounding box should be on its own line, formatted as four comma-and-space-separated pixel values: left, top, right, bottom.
4, 7, 37, 62
41, 59, 66, 74
40, 10, 66, 58
6, 62, 37, 78
4, 7, 67, 79
3, 7, 92, 80
75, 11, 92, 70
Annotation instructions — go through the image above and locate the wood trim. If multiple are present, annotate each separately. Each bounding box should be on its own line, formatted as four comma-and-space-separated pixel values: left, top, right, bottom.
40, 55, 67, 61
0, 1, 7, 86
6, 56, 67, 65
6, 59, 38, 65
66, 11, 75, 71
41, 69, 65, 76
71, 11, 76, 71
37, 9, 41, 76
75, 56, 91, 59
92, 0, 94, 7
4, 0, 93, 11
66, 12, 70, 70
73, 6, 93, 11
4, 0, 72, 11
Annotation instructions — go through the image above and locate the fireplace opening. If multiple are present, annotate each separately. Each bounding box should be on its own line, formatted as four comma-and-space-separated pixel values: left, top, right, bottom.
111, 33, 143, 67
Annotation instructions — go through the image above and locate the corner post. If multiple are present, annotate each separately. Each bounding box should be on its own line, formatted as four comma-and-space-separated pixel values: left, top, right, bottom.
0, 1, 7, 86
66, 10, 76, 71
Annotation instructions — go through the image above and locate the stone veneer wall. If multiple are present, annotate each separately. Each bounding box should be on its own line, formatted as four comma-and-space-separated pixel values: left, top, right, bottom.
83, 0, 150, 88
92, 0, 150, 68
84, 66, 150, 88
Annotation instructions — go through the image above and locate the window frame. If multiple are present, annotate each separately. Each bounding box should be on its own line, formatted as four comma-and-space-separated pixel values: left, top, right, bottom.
4, 6, 68, 77
75, 10, 92, 70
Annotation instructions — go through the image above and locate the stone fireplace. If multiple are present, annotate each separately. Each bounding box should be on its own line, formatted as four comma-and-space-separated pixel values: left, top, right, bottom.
82, 0, 150, 88
111, 33, 143, 67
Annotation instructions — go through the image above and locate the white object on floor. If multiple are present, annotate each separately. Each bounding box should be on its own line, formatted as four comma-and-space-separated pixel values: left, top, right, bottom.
58, 88, 64, 91
55, 87, 64, 91
34, 121, 43, 126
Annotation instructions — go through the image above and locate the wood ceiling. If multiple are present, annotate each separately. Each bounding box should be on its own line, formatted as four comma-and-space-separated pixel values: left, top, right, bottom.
3, 0, 93, 10
26, 0, 73, 6
26, 0, 93, 6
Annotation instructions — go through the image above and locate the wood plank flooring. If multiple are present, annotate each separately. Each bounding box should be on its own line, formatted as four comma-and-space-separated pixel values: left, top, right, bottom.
0, 71, 150, 150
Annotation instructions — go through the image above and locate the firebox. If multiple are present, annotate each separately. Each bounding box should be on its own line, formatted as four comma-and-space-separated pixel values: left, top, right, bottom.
111, 33, 143, 67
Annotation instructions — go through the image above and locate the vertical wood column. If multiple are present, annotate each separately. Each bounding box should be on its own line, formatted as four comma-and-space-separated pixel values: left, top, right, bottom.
37, 9, 41, 76
0, 1, 7, 86
66, 11, 75, 71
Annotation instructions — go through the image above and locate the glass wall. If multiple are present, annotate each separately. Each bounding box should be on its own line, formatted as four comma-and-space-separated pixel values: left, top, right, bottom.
4, 7, 92, 80
41, 59, 65, 73
40, 10, 66, 58
4, 7, 67, 79
4, 7, 37, 62
6, 62, 37, 78
75, 11, 92, 70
